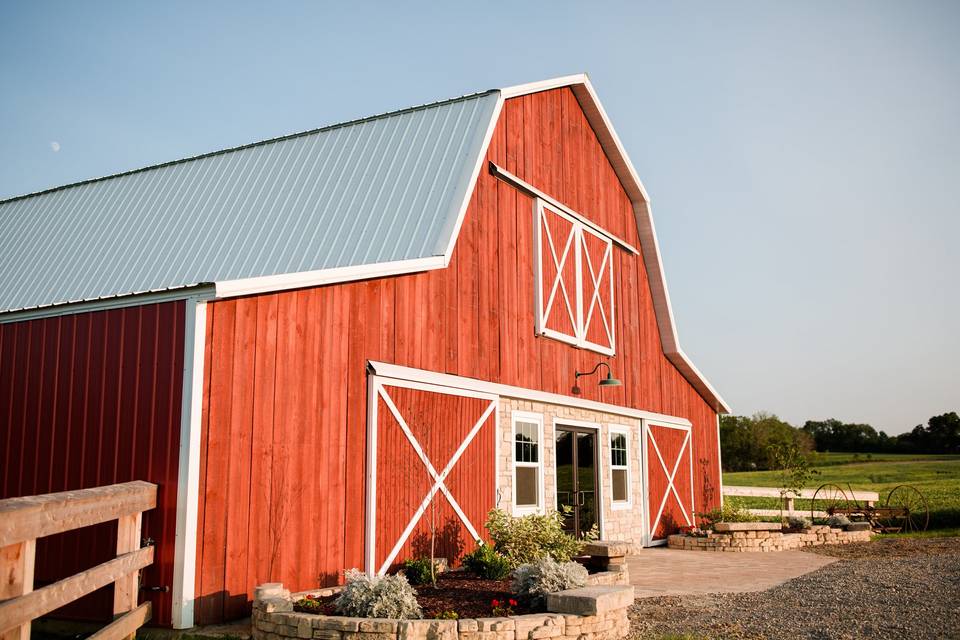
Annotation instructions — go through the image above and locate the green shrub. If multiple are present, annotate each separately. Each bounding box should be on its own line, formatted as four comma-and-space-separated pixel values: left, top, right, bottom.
785, 515, 811, 530
484, 508, 591, 567
334, 569, 422, 619
431, 610, 459, 620
698, 499, 759, 528
402, 557, 436, 586
462, 543, 512, 580
512, 557, 588, 606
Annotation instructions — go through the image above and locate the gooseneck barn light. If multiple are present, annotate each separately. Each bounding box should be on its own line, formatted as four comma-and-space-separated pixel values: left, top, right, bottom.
571, 362, 621, 395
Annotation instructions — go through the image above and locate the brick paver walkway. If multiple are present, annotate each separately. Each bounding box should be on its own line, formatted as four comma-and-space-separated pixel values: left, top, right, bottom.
627, 547, 836, 597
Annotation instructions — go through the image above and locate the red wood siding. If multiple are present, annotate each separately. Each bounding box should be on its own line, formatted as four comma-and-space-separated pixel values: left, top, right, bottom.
196, 87, 721, 623
0, 302, 184, 626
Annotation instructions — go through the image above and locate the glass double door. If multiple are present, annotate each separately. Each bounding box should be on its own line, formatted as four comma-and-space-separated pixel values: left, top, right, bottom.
555, 426, 599, 538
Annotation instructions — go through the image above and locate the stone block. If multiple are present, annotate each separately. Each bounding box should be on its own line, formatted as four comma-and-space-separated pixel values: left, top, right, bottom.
580, 541, 632, 558
299, 618, 315, 638
317, 618, 362, 632
458, 620, 479, 632
545, 586, 634, 616
476, 618, 516, 632
713, 522, 781, 532
358, 620, 399, 634
313, 632, 342, 640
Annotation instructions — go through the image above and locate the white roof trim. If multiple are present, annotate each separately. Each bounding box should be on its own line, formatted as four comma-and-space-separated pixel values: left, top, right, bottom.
368, 360, 691, 426
214, 255, 446, 299
503, 74, 728, 413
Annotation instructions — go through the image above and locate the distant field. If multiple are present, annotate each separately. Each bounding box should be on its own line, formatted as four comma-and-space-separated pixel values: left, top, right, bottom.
723, 454, 960, 532
805, 451, 960, 466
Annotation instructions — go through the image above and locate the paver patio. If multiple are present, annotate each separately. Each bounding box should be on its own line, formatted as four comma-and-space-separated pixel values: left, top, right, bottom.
627, 547, 836, 597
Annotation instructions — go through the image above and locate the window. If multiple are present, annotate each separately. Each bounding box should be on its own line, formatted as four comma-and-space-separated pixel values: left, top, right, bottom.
609, 429, 630, 507
512, 412, 544, 513
534, 199, 615, 354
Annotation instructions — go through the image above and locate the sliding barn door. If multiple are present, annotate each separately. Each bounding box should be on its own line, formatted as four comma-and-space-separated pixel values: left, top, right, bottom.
366, 378, 497, 574
644, 422, 695, 544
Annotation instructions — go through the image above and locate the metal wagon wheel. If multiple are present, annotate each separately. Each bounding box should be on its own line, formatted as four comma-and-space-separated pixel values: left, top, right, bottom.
881, 485, 930, 533
811, 483, 850, 522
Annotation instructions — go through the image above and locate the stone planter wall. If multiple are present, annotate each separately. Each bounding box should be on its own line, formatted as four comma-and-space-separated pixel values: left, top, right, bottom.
667, 525, 872, 552
252, 581, 634, 640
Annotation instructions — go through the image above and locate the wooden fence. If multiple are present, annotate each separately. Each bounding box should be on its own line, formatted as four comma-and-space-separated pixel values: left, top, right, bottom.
723, 485, 879, 518
0, 481, 157, 640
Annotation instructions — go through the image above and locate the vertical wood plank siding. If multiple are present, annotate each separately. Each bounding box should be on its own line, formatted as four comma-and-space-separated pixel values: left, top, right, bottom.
196, 88, 721, 624
0, 302, 185, 626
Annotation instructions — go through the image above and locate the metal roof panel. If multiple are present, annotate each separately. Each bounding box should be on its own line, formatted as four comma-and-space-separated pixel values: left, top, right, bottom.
0, 90, 500, 314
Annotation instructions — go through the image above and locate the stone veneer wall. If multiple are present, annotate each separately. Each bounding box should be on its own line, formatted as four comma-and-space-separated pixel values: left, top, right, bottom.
251, 580, 634, 640
667, 526, 872, 552
496, 399, 643, 547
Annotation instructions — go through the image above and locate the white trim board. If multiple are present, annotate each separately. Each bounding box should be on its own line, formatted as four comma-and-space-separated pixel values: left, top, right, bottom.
367, 360, 691, 427
491, 163, 638, 255
0, 285, 216, 324
172, 297, 208, 629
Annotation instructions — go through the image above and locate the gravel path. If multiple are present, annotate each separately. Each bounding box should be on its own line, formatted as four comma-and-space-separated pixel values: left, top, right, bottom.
628, 537, 960, 640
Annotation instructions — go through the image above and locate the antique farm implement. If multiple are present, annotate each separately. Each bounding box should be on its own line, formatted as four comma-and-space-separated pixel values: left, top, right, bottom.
810, 483, 930, 533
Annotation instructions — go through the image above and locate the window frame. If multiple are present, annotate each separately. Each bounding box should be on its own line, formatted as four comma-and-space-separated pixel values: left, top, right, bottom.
511, 410, 545, 516
608, 425, 632, 510
534, 198, 615, 355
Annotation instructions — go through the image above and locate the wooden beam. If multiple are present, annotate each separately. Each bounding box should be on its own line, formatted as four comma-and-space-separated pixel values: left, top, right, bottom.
0, 482, 156, 547
113, 513, 143, 640
0, 540, 35, 640
0, 547, 153, 634
88, 603, 152, 640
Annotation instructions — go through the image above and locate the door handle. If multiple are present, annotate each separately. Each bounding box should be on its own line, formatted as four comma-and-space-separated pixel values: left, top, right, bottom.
578, 491, 585, 506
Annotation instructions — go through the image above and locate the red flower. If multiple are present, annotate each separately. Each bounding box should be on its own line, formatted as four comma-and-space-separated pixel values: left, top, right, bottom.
491, 599, 500, 607
306, 595, 315, 600
509, 599, 518, 607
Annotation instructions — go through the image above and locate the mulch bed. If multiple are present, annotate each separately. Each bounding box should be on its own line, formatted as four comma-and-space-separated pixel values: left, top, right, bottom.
293, 572, 541, 619
415, 573, 540, 618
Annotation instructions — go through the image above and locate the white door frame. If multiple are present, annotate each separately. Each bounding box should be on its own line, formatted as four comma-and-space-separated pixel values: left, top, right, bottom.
641, 420, 695, 547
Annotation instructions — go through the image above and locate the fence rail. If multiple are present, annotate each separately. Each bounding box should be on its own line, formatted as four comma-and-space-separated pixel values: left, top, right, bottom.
723, 485, 879, 518
0, 481, 157, 640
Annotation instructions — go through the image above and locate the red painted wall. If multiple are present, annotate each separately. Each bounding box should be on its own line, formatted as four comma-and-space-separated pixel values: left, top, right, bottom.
195, 87, 721, 623
0, 302, 184, 626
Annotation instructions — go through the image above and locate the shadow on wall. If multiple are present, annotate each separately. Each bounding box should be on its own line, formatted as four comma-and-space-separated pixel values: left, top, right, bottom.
409, 516, 467, 566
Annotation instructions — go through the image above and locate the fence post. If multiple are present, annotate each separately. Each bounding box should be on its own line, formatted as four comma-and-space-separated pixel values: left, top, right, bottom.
0, 539, 36, 640
113, 513, 142, 640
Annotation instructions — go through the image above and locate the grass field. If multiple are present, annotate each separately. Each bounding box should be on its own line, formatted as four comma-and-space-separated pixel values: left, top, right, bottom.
723, 454, 960, 532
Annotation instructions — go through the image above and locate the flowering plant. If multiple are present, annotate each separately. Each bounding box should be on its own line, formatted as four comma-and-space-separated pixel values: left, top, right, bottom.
490, 598, 517, 616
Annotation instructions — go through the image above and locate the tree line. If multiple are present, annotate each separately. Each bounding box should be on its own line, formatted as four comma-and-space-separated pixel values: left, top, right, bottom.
720, 411, 960, 472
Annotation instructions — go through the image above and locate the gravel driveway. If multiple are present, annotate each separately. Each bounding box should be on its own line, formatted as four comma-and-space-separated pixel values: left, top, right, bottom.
628, 537, 960, 640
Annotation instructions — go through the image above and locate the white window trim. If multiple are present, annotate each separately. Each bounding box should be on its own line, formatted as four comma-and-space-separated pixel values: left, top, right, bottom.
608, 425, 632, 511
511, 411, 545, 516
534, 198, 615, 356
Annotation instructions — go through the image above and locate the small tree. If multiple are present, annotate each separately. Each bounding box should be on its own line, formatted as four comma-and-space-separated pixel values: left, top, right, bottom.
767, 442, 815, 523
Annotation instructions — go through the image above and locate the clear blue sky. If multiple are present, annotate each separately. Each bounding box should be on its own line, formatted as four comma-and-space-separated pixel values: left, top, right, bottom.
1, 2, 957, 435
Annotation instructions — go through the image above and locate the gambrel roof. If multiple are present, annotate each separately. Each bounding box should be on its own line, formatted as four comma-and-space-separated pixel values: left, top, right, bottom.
0, 74, 729, 412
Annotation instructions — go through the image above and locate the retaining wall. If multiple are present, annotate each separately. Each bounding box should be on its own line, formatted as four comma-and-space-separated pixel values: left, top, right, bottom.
667, 525, 872, 552
251, 578, 634, 640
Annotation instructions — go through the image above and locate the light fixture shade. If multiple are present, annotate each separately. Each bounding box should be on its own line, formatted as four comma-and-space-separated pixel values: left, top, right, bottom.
599, 374, 621, 387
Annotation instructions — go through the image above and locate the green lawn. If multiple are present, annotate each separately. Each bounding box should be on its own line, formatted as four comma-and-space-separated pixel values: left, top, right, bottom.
723, 454, 960, 532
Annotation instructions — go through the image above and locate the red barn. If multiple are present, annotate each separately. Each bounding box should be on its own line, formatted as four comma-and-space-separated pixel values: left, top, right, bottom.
0, 75, 729, 629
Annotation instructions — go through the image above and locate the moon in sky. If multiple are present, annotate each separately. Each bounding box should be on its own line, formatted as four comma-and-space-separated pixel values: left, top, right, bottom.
50, 141, 60, 152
